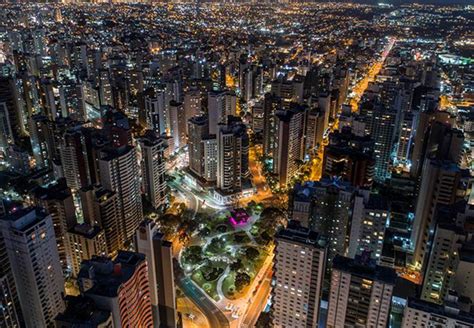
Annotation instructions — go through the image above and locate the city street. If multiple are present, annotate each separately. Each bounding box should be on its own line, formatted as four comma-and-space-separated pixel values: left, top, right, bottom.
175, 262, 230, 328
349, 37, 397, 112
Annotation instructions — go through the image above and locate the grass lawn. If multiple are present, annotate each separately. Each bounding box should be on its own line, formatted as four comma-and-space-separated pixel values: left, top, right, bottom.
182, 208, 272, 302
191, 270, 220, 301
222, 271, 240, 300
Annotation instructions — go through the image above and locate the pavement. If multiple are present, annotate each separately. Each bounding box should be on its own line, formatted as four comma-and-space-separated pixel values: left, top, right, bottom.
175, 262, 230, 328
169, 152, 276, 327
169, 174, 227, 210
241, 267, 272, 328
177, 296, 210, 328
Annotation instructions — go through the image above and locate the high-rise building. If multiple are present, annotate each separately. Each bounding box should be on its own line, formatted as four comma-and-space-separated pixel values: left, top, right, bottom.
66, 223, 107, 277
291, 178, 355, 261
99, 145, 143, 247
203, 137, 218, 183
322, 127, 375, 188
0, 77, 23, 144
272, 221, 327, 328
0, 210, 22, 327
102, 110, 133, 148
145, 88, 168, 136
396, 110, 415, 166
0, 275, 20, 327
304, 107, 326, 157
208, 90, 236, 135
135, 219, 177, 328
251, 101, 264, 133
402, 294, 474, 328
455, 244, 474, 302
79, 185, 122, 255
60, 125, 93, 190
411, 160, 469, 269
0, 102, 15, 152
327, 255, 396, 328
410, 110, 459, 178
273, 104, 306, 187
77, 251, 153, 328
33, 179, 77, 272
99, 69, 114, 107
0, 207, 65, 327
183, 89, 201, 132
216, 116, 249, 194
138, 131, 168, 210
262, 93, 280, 157
169, 100, 186, 151
188, 115, 209, 178
421, 223, 465, 304
55, 295, 113, 327
29, 114, 56, 168
360, 100, 401, 182
348, 194, 390, 260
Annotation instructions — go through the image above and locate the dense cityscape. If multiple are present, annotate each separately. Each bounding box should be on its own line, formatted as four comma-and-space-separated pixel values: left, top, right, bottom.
0, 1, 472, 328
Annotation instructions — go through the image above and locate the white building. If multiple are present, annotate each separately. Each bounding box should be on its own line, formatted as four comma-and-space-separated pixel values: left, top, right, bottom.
138, 132, 168, 210
66, 223, 107, 277
135, 219, 177, 328
421, 224, 465, 304
455, 248, 474, 302
208, 90, 236, 135
348, 193, 389, 260
327, 255, 396, 328
99, 145, 143, 245
402, 295, 474, 328
203, 137, 218, 182
216, 117, 249, 194
272, 221, 327, 328
0, 207, 65, 327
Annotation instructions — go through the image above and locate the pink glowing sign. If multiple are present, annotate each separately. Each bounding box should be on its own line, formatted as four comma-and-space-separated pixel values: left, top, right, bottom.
229, 209, 250, 227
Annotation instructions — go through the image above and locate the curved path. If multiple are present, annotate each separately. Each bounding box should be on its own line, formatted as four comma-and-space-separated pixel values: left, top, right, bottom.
175, 260, 230, 328
216, 266, 231, 302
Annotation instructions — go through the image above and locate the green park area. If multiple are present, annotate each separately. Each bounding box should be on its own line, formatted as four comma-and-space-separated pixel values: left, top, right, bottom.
179, 202, 284, 302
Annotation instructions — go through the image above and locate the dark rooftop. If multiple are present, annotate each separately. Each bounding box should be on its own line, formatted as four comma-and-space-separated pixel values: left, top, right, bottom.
55, 295, 111, 326
332, 254, 397, 285
276, 220, 327, 249
407, 297, 474, 324
78, 250, 146, 298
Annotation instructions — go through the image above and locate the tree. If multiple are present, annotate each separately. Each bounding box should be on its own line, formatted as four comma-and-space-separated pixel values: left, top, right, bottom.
178, 202, 187, 214
245, 247, 260, 261
230, 259, 243, 272
258, 207, 286, 235
178, 231, 190, 245
235, 272, 251, 291
157, 213, 180, 237
206, 237, 225, 254
184, 246, 203, 264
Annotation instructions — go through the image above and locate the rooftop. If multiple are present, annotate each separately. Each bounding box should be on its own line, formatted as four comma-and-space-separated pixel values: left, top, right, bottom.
78, 250, 146, 298
55, 295, 111, 326
276, 220, 327, 249
332, 254, 397, 285
407, 297, 474, 324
